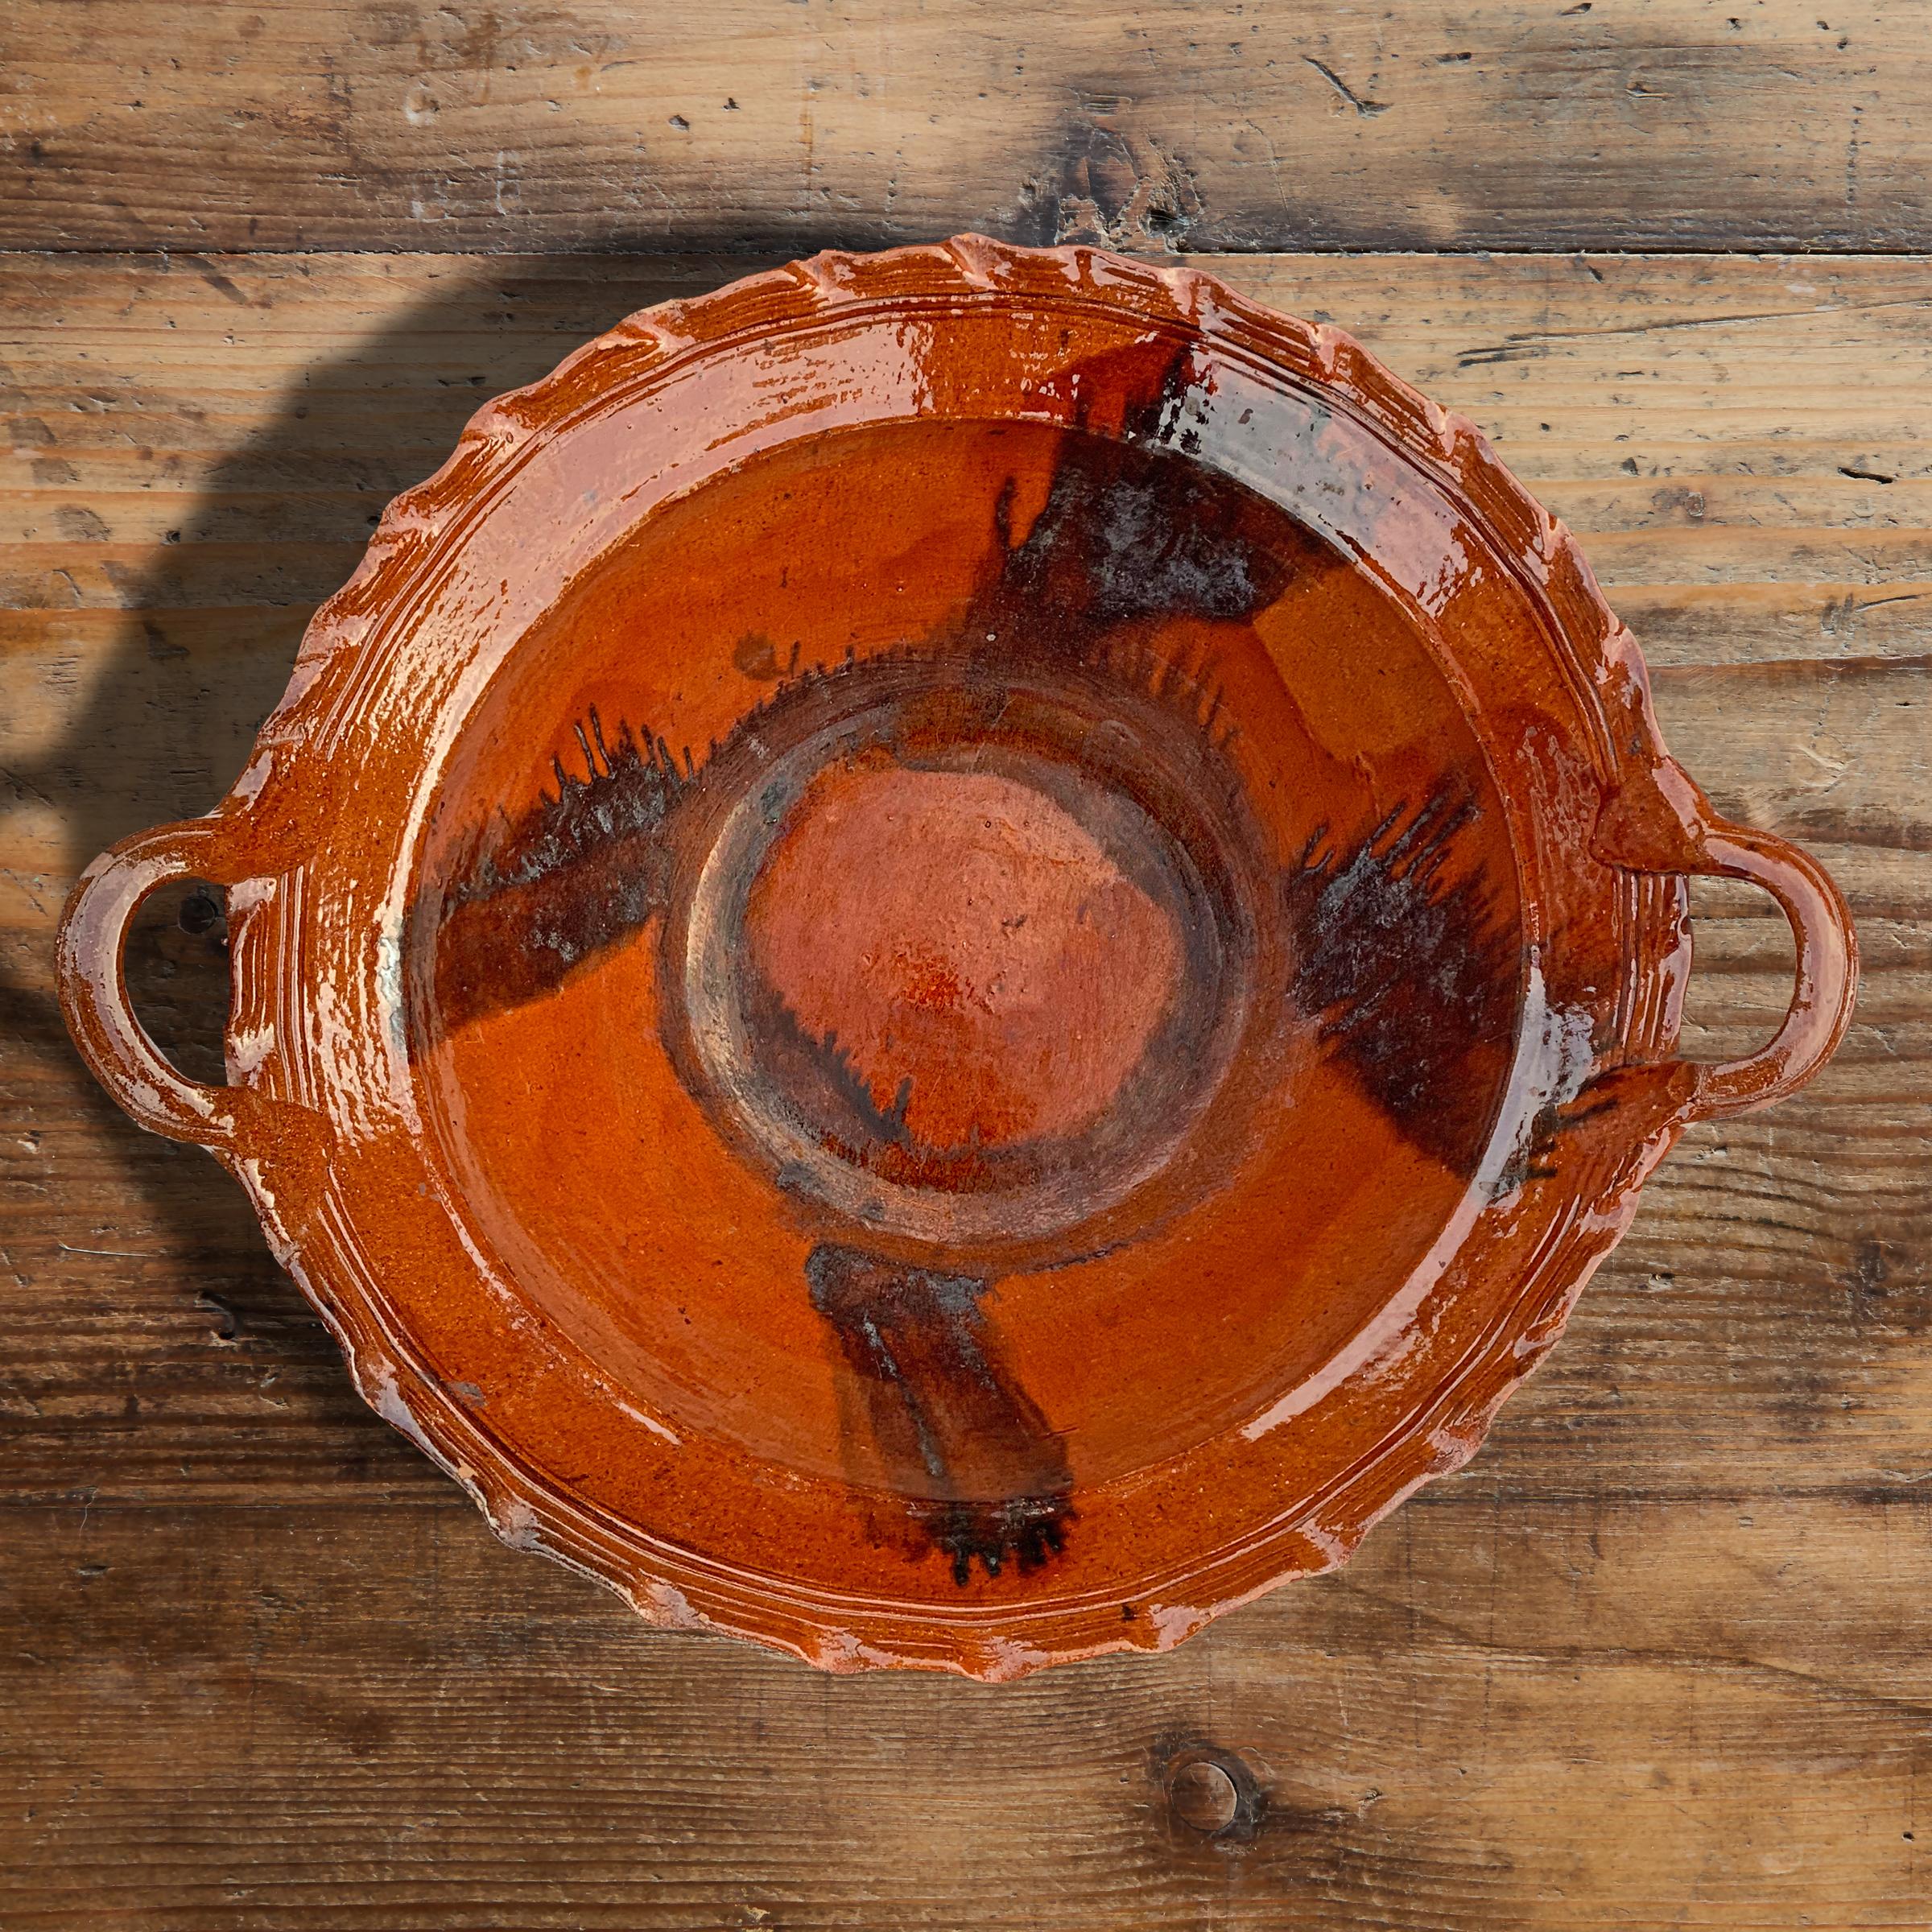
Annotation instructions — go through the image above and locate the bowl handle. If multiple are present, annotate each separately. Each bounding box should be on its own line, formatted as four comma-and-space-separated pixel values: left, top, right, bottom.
1670, 820, 1858, 1122
56, 816, 259, 1152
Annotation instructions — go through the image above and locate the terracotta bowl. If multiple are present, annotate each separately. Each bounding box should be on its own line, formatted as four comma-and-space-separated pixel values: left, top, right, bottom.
58, 238, 1856, 1679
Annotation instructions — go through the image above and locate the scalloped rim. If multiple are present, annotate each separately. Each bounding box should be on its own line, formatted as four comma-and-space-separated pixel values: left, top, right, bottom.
221, 236, 1703, 1680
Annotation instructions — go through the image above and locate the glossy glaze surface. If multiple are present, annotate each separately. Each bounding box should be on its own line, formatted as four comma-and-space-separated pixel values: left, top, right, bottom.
56, 238, 1857, 1678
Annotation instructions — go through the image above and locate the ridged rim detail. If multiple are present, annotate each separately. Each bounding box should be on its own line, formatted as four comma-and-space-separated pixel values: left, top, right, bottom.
237, 237, 1699, 1679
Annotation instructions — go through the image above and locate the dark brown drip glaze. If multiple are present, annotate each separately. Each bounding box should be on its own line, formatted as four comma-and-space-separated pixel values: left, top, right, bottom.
805, 1244, 1074, 1586
1282, 791, 1517, 1177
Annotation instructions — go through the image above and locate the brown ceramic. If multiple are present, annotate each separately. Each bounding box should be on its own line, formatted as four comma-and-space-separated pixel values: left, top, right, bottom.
57, 238, 1857, 1679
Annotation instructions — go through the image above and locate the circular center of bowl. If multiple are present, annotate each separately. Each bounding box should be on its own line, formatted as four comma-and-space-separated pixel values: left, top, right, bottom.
742, 760, 1185, 1155
662, 659, 1269, 1261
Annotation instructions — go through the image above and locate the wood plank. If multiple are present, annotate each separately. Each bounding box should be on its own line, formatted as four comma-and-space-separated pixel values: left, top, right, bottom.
2, 248, 1928, 1926
3, 1496, 1927, 1929
2, 3, 1930, 255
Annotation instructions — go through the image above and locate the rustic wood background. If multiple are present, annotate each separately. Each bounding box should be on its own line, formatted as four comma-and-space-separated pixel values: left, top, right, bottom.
2, 6, 1929, 1926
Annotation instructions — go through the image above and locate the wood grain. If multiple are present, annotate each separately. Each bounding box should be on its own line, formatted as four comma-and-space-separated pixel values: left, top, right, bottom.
6, 1495, 1929, 1930
3, 250, 1929, 1926
2, 2, 1929, 255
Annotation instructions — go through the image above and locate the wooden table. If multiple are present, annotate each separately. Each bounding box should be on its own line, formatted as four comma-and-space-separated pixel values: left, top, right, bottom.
3, 8, 1928, 1926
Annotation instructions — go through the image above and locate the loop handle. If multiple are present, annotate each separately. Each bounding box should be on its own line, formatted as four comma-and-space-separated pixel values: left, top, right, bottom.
1678, 820, 1859, 1121
1594, 764, 1856, 1124
56, 817, 254, 1150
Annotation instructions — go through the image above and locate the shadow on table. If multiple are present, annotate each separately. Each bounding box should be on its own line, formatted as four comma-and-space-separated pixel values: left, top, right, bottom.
4, 252, 775, 1328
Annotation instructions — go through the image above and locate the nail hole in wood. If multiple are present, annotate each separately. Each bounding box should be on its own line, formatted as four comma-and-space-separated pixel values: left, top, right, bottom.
1154, 1738, 1266, 1847
1169, 1757, 1241, 1834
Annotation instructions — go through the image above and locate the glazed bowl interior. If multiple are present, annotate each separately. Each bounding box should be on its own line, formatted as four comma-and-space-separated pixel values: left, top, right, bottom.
411, 409, 1525, 1492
